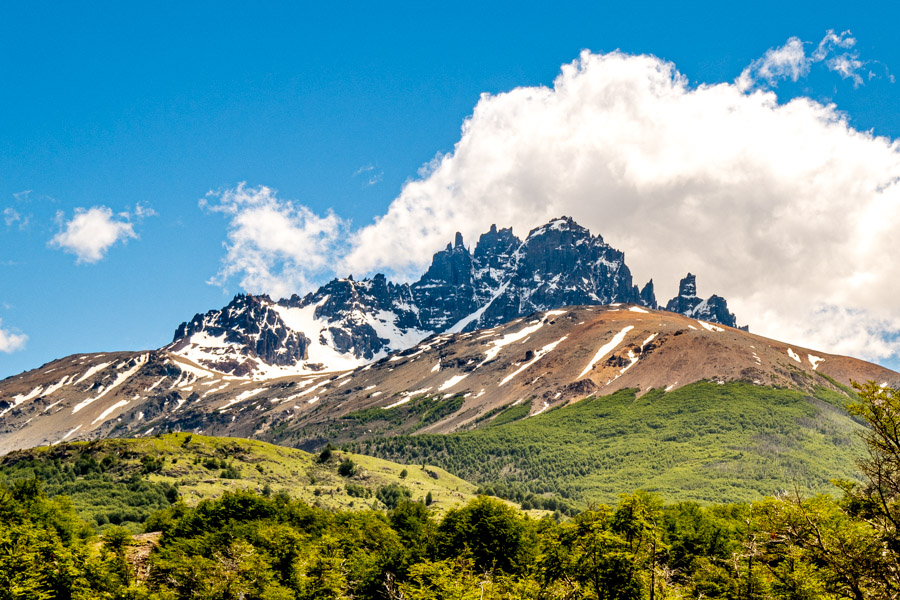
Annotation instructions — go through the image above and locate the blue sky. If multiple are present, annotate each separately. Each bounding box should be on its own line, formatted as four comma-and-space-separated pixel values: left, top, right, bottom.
2, 0, 900, 378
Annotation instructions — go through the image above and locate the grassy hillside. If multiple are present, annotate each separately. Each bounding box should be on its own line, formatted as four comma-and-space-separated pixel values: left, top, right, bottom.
356, 381, 867, 507
0, 433, 481, 532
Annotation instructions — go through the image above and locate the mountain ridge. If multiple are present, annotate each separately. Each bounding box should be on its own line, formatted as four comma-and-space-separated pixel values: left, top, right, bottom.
169, 216, 740, 378
1, 304, 895, 457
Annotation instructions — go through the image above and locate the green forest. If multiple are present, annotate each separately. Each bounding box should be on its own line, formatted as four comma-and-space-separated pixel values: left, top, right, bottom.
355, 380, 866, 509
2, 381, 900, 599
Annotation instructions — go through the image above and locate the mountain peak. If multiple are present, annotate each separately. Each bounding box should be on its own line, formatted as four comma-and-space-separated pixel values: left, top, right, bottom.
664, 273, 737, 328
678, 273, 697, 298
526, 215, 593, 240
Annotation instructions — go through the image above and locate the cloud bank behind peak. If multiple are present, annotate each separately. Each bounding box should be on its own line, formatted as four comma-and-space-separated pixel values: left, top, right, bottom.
209, 49, 900, 364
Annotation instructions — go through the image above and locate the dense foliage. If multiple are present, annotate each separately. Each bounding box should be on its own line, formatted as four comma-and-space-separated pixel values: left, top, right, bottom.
2, 381, 900, 598
0, 445, 179, 530
0, 478, 133, 599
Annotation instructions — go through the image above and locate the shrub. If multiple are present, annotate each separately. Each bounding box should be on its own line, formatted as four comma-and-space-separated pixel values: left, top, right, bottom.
337, 459, 357, 477
377, 484, 411, 510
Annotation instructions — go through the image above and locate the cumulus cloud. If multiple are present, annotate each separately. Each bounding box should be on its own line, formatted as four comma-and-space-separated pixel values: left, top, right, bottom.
738, 30, 870, 91
50, 206, 138, 263
202, 183, 349, 298
209, 48, 900, 364
0, 319, 27, 353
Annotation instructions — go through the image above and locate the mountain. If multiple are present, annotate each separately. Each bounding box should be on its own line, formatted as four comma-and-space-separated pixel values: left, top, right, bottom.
2, 304, 896, 504
166, 216, 739, 378
1, 304, 895, 459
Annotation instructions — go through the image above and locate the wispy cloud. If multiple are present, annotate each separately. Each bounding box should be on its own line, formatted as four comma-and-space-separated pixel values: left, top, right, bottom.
354, 164, 384, 186
50, 206, 137, 263
737, 29, 875, 91
202, 183, 349, 298
3, 207, 29, 230
0, 319, 27, 353
205, 47, 900, 365
134, 202, 157, 219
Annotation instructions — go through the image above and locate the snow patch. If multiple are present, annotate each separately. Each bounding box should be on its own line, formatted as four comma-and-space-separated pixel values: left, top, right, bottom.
481, 320, 545, 365
578, 326, 634, 379
74, 362, 112, 384
201, 382, 230, 398
146, 376, 166, 392
71, 354, 148, 414
219, 387, 267, 411
629, 306, 649, 313
448, 282, 510, 333
787, 348, 802, 363
43, 375, 72, 396
92, 400, 131, 425
697, 321, 724, 332
808, 354, 825, 370
532, 401, 550, 416
60, 425, 82, 442
499, 335, 568, 386
438, 374, 469, 391
640, 333, 658, 351
0, 385, 45, 416
384, 388, 432, 409
619, 349, 639, 375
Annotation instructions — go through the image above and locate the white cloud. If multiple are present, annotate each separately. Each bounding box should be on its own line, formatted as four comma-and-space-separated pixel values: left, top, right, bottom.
738, 30, 870, 91
811, 29, 857, 61
0, 319, 27, 353
50, 206, 137, 263
134, 202, 157, 219
736, 37, 808, 91
209, 48, 900, 364
202, 183, 349, 298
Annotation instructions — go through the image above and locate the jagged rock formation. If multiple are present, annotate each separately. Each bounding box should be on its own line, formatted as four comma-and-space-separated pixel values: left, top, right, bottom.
171, 295, 311, 376
664, 273, 737, 328
168, 217, 737, 376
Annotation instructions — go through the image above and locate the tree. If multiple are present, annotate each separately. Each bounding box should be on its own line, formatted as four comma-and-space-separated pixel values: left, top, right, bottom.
839, 381, 900, 595
569, 506, 643, 600
436, 496, 533, 575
